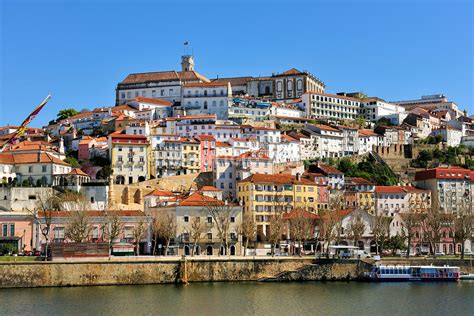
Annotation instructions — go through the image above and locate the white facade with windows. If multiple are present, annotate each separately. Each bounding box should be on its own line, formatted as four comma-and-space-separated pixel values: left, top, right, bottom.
182, 82, 232, 119
360, 98, 405, 122
303, 92, 361, 121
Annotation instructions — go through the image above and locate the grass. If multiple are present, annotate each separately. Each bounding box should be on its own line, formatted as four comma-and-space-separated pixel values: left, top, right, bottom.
0, 256, 38, 262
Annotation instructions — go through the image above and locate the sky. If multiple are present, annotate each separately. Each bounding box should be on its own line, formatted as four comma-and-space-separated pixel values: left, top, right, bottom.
0, 0, 472, 127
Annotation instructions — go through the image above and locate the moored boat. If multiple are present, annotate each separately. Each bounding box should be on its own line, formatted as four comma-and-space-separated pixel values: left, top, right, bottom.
365, 265, 460, 282
460, 273, 474, 280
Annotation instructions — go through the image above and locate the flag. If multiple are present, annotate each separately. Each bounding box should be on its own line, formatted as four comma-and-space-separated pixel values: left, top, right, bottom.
0, 95, 51, 152
184, 41, 189, 45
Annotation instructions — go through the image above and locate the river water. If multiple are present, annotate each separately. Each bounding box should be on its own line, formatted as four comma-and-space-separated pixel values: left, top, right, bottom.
1, 282, 473, 316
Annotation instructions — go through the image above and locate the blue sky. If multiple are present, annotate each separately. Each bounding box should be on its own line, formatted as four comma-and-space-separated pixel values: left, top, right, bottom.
0, 0, 472, 127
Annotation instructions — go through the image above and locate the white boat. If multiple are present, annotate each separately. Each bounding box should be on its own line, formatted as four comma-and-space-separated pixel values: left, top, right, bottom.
365, 264, 460, 282
460, 273, 474, 280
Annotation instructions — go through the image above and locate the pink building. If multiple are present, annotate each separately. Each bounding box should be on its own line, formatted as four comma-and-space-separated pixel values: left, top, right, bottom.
0, 212, 35, 252
194, 134, 216, 172
78, 136, 108, 160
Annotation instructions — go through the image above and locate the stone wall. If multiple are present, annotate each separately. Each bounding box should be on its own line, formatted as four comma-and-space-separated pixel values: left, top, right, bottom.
0, 257, 368, 288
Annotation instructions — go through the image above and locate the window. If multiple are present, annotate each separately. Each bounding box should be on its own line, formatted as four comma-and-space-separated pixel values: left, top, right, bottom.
184, 216, 189, 223
152, 90, 156, 97
124, 226, 134, 238
28, 166, 33, 173
2, 224, 7, 237
9, 223, 15, 236
160, 89, 164, 96
121, 93, 125, 99
207, 232, 212, 240
54, 227, 65, 240
230, 216, 235, 223
277, 81, 282, 92
135, 91, 139, 97
207, 216, 212, 223
90, 196, 95, 203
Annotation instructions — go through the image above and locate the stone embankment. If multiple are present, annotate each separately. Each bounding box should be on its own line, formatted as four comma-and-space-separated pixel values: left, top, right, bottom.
0, 257, 370, 288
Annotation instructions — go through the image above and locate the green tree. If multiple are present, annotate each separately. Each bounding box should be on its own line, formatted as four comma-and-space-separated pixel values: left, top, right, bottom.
96, 165, 112, 179
57, 108, 79, 121
64, 157, 80, 168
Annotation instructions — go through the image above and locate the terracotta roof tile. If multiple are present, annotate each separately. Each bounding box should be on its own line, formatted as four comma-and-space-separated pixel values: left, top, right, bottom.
179, 192, 224, 206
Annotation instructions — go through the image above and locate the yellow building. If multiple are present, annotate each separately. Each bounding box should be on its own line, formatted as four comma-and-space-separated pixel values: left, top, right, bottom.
237, 173, 318, 242
181, 138, 201, 175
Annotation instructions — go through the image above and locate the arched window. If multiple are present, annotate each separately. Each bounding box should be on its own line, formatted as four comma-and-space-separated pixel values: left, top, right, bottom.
206, 245, 213, 256
287, 80, 293, 90
277, 81, 282, 92
203, 101, 208, 109
195, 245, 201, 256
230, 245, 236, 256
194, 101, 199, 107
212, 101, 217, 107
204, 90, 208, 96
187, 102, 191, 107
297, 79, 303, 90
219, 100, 224, 107
184, 245, 190, 256
212, 90, 216, 96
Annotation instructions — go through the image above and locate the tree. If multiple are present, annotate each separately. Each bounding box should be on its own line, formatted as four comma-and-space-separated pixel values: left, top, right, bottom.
453, 202, 473, 259
64, 157, 80, 168
132, 220, 147, 256
96, 165, 112, 180
102, 211, 124, 256
355, 115, 366, 129
347, 213, 366, 247
31, 195, 61, 260
267, 212, 284, 256
154, 212, 176, 256
64, 210, 93, 243
189, 216, 206, 256
205, 203, 234, 256
240, 212, 256, 256
420, 206, 445, 258
400, 213, 424, 257
288, 208, 314, 256
386, 235, 406, 256
371, 213, 391, 255
57, 108, 79, 121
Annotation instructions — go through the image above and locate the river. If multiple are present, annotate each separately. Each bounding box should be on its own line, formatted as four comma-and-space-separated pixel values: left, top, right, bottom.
1, 282, 473, 316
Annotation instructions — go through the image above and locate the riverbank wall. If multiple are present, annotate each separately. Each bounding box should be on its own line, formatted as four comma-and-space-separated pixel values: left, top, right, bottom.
0, 257, 369, 288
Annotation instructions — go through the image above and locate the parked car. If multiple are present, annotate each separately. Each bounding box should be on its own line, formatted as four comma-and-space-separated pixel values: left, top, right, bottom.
353, 249, 371, 259
33, 250, 41, 256
434, 251, 445, 257
19, 251, 32, 256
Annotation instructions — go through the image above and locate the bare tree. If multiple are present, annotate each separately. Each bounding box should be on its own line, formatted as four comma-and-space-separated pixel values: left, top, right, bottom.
30, 195, 61, 260
318, 208, 343, 258
347, 213, 366, 247
102, 211, 124, 256
371, 212, 391, 255
400, 212, 425, 258
420, 206, 445, 258
189, 216, 205, 256
267, 212, 284, 256
132, 220, 147, 256
454, 202, 473, 259
150, 215, 160, 256
205, 203, 234, 256
240, 212, 256, 256
155, 213, 177, 256
289, 208, 314, 256
64, 210, 93, 243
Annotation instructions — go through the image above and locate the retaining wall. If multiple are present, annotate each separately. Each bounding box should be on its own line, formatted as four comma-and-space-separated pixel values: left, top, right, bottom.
0, 257, 368, 288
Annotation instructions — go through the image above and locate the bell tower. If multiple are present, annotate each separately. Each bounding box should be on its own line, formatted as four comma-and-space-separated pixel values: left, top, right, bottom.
181, 55, 195, 72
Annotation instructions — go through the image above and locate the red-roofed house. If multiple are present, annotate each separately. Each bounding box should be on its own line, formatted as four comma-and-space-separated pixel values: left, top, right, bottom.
215, 149, 273, 200
109, 130, 150, 184
415, 167, 472, 212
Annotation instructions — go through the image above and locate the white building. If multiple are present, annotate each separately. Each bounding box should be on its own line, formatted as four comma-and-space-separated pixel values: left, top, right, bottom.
431, 126, 463, 147
116, 55, 209, 105
303, 92, 361, 122
358, 130, 383, 155
360, 98, 405, 122
273, 68, 325, 102
182, 82, 232, 119
303, 125, 343, 158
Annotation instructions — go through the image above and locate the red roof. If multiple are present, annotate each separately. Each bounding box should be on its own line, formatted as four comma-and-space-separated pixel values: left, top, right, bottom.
350, 177, 374, 185
314, 163, 343, 175
179, 192, 224, 206
239, 173, 317, 185
0, 152, 70, 166
132, 97, 172, 106
375, 186, 406, 194
415, 167, 472, 181
359, 130, 381, 137
194, 134, 216, 141
145, 189, 175, 197
198, 186, 222, 192
121, 70, 209, 84
68, 168, 89, 176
